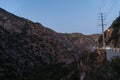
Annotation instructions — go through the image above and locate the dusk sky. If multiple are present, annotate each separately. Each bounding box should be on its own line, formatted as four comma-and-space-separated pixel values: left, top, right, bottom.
0, 0, 120, 34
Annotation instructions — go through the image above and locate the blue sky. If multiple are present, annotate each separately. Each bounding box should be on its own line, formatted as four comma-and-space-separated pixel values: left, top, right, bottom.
0, 0, 120, 34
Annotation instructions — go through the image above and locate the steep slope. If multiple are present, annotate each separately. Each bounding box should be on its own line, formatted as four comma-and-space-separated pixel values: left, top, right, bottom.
63, 33, 98, 52
88, 34, 100, 42
0, 8, 81, 80
99, 16, 120, 48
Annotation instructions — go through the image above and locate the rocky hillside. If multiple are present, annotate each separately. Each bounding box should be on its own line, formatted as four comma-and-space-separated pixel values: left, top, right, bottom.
88, 34, 100, 42
0, 8, 101, 80
63, 33, 98, 52
99, 16, 120, 48
0, 8, 82, 80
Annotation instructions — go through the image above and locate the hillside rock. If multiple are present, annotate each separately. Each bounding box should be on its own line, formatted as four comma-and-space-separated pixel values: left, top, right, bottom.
99, 16, 120, 48
63, 33, 98, 52
88, 34, 100, 42
0, 7, 101, 80
0, 8, 82, 80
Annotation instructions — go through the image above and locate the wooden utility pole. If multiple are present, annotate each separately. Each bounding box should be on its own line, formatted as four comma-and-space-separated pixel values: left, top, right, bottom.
119, 11, 120, 17
99, 13, 106, 49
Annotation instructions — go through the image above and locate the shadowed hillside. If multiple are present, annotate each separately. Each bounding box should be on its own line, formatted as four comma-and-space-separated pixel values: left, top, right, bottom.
99, 16, 120, 48
0, 8, 102, 80
62, 33, 99, 52
0, 8, 83, 80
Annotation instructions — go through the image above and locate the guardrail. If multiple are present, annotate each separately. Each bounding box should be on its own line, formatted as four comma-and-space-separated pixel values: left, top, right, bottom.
107, 48, 120, 53
106, 48, 120, 60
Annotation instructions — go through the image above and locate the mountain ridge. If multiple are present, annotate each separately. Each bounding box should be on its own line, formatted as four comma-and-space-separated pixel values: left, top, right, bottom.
0, 8, 99, 80
0, 8, 82, 80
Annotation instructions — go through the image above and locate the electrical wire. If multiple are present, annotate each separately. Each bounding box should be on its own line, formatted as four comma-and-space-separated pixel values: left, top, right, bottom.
102, 0, 108, 12
99, 0, 107, 13
97, 0, 120, 33
106, 0, 119, 17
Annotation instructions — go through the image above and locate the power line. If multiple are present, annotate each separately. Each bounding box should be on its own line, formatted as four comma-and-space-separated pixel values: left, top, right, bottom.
97, 0, 120, 34
104, 0, 120, 29
99, 0, 107, 12
97, 0, 120, 36
118, 0, 120, 6
102, 0, 108, 12
106, 0, 119, 17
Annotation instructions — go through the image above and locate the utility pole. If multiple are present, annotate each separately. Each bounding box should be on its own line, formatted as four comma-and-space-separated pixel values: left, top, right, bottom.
119, 11, 120, 17
99, 13, 106, 49
98, 13, 107, 61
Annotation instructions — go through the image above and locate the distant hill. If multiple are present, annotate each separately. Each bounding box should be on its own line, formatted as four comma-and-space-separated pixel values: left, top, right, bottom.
62, 33, 99, 52
88, 34, 100, 42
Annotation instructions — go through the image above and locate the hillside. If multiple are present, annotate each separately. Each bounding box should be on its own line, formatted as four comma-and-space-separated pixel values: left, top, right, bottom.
99, 16, 120, 48
0, 8, 101, 80
62, 33, 98, 52
0, 8, 82, 80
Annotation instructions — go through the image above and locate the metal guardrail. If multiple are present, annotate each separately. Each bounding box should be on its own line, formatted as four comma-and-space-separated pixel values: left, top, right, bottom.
107, 48, 120, 53
106, 48, 120, 60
